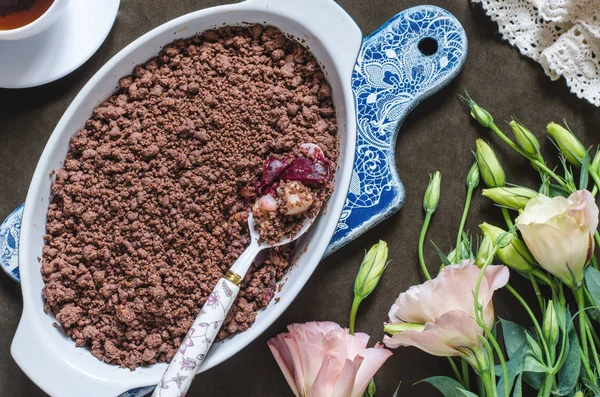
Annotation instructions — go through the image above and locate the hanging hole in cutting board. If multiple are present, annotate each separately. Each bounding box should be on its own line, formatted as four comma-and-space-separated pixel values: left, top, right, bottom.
418, 37, 438, 56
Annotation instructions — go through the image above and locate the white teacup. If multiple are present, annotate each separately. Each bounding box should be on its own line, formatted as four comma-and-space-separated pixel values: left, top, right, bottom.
0, 0, 69, 41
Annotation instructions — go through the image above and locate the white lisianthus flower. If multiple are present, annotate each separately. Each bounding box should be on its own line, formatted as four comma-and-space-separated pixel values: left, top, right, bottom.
516, 190, 599, 288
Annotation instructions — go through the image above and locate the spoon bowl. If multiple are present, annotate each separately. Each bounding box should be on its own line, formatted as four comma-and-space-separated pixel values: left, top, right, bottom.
251, 213, 316, 249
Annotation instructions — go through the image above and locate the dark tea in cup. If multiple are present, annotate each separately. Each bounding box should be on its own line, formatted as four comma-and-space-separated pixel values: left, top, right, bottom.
0, 0, 55, 30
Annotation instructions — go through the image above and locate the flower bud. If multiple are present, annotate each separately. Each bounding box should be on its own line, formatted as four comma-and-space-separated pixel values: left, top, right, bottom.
467, 161, 480, 189
479, 223, 536, 273
547, 122, 586, 165
574, 392, 584, 397
354, 241, 389, 300
476, 140, 506, 188
423, 171, 442, 214
469, 101, 494, 128
482, 187, 537, 210
510, 120, 541, 159
543, 300, 559, 345
476, 234, 493, 268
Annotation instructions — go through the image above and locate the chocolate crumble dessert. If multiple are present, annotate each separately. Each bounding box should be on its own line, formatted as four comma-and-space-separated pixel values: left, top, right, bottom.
41, 25, 338, 369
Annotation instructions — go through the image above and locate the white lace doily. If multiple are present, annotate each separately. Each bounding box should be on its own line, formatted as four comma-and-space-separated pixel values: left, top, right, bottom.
473, 0, 600, 106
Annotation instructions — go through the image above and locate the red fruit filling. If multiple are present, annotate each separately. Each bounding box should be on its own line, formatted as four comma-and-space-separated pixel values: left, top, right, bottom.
259, 152, 331, 194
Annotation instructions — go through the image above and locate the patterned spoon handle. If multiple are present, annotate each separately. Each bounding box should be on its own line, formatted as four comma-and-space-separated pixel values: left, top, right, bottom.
152, 277, 239, 397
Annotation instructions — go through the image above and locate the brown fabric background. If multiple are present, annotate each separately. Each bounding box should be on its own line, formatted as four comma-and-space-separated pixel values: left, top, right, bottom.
1, 0, 600, 395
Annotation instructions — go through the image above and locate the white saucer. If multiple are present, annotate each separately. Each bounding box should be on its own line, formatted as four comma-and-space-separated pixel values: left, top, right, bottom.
0, 0, 120, 89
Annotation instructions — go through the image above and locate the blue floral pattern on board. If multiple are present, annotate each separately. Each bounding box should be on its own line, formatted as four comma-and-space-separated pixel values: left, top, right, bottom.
0, 204, 23, 282
326, 5, 467, 254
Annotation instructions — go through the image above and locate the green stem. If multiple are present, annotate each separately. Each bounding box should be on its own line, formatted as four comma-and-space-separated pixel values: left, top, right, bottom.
487, 122, 571, 192
477, 377, 485, 397
490, 124, 523, 154
482, 374, 495, 397
532, 269, 556, 292
540, 374, 554, 397
456, 186, 475, 253
585, 322, 600, 372
583, 292, 600, 347
588, 168, 600, 197
500, 207, 514, 230
593, 232, 600, 270
529, 273, 545, 314
480, 340, 498, 397
474, 249, 507, 396
574, 288, 593, 379
506, 284, 552, 363
461, 358, 470, 391
532, 160, 573, 192
552, 317, 569, 373
349, 296, 361, 335
447, 357, 465, 387
419, 212, 433, 280
483, 327, 509, 397
474, 249, 499, 325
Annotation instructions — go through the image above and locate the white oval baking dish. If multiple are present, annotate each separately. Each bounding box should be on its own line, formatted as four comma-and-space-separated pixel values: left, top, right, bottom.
10, 0, 361, 396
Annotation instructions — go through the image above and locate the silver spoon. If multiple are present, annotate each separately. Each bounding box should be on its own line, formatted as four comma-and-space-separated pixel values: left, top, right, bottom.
152, 212, 315, 397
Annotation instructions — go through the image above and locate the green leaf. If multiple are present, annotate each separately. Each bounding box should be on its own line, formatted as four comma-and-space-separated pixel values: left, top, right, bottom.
560, 156, 577, 191
392, 381, 402, 397
500, 320, 547, 390
582, 375, 600, 395
459, 233, 473, 260
432, 242, 452, 267
556, 309, 580, 396
458, 389, 479, 397
422, 376, 469, 397
549, 183, 570, 198
362, 378, 376, 397
585, 267, 600, 307
580, 151, 590, 190
523, 354, 547, 373
496, 344, 526, 397
512, 374, 523, 397
500, 318, 529, 358
525, 333, 543, 361
522, 372, 544, 391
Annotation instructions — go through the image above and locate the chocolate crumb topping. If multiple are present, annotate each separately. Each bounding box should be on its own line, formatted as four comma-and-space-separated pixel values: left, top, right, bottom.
41, 25, 338, 369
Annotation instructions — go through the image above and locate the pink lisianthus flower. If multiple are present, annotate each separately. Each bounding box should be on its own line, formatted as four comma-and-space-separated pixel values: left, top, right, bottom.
267, 322, 392, 397
383, 260, 509, 368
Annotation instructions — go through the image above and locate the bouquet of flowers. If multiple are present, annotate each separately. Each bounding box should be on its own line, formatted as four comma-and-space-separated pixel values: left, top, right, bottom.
267, 96, 600, 397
